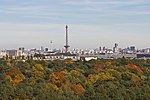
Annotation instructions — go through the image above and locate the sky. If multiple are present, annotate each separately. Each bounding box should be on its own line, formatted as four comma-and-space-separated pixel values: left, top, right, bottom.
0, 0, 150, 50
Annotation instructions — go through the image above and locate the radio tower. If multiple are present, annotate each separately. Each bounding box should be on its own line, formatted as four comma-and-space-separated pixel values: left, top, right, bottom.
64, 25, 70, 53
50, 40, 53, 51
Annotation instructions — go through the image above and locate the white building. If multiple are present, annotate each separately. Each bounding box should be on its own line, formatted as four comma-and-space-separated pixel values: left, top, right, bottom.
80, 55, 98, 61
0, 50, 7, 58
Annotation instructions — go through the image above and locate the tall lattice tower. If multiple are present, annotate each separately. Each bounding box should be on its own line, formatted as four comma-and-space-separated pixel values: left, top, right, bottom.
64, 25, 70, 53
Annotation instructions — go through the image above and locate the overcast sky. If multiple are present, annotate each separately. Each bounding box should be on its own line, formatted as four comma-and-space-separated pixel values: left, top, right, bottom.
0, 0, 150, 50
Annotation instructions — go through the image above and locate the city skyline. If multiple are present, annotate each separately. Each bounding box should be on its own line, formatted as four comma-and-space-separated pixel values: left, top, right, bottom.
0, 0, 150, 49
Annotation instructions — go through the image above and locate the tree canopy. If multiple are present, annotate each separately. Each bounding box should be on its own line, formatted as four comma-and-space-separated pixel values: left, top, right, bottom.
0, 58, 150, 99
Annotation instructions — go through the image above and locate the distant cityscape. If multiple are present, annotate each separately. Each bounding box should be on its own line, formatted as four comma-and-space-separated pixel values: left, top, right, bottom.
0, 25, 150, 61
0, 43, 150, 61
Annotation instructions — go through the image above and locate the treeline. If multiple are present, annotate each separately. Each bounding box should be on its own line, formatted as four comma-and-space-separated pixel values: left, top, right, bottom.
0, 58, 150, 100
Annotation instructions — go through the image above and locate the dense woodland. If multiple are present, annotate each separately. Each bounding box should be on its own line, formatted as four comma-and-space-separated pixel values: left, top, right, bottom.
0, 57, 150, 100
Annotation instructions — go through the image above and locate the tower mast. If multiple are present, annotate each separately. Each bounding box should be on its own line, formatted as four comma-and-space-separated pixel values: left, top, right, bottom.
64, 25, 70, 53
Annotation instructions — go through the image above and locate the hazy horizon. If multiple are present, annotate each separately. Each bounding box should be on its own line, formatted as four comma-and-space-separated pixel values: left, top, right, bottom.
0, 0, 150, 50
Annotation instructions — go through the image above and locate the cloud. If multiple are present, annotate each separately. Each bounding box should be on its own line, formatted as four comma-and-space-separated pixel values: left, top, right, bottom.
0, 0, 149, 49
0, 0, 150, 21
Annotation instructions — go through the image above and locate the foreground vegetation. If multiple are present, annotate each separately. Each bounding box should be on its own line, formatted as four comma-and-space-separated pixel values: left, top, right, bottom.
0, 58, 150, 100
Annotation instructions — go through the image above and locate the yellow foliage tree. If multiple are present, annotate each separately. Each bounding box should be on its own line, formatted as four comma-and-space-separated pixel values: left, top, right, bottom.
72, 83, 85, 94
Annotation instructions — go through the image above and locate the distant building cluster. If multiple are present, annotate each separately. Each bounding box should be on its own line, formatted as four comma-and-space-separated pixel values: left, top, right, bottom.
0, 43, 150, 61
0, 26, 150, 61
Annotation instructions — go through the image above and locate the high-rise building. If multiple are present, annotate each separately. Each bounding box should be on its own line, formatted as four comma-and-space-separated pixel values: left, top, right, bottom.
130, 46, 136, 52
103, 46, 105, 51
45, 48, 49, 52
115, 43, 118, 48
113, 43, 119, 53
99, 46, 101, 51
41, 46, 44, 52
6, 50, 23, 57
19, 47, 25, 52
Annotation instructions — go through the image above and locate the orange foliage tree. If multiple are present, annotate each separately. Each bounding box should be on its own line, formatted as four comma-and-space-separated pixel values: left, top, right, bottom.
50, 71, 67, 87
4, 67, 25, 86
62, 82, 85, 94
129, 64, 143, 74
93, 64, 102, 72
